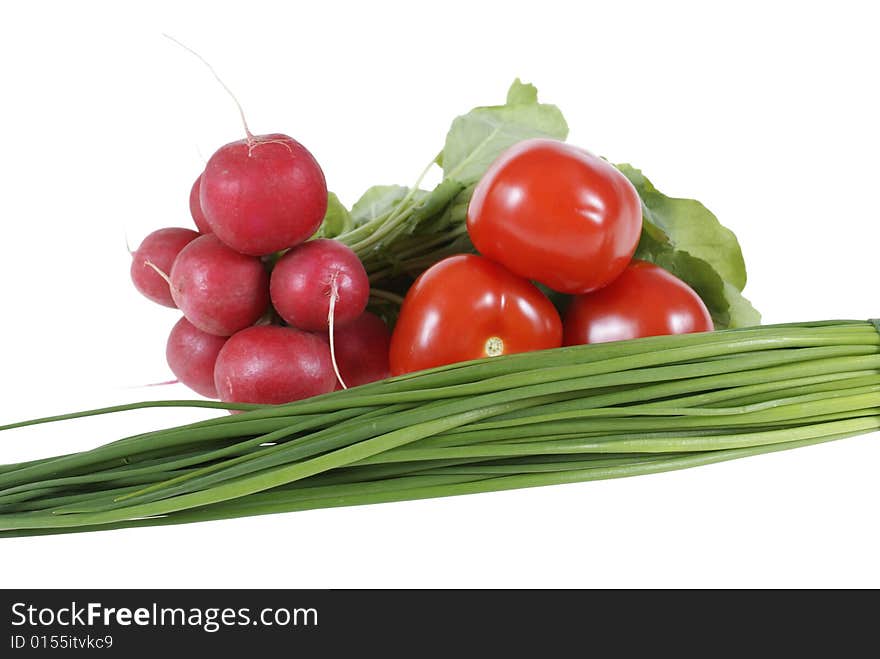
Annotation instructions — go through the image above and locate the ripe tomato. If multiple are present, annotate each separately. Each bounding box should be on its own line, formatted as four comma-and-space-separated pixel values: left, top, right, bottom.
563, 260, 713, 345
389, 254, 562, 375
466, 138, 642, 294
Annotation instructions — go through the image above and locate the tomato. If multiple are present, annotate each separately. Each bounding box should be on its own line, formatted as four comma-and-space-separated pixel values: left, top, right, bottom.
466, 138, 642, 295
563, 260, 713, 345
389, 254, 562, 375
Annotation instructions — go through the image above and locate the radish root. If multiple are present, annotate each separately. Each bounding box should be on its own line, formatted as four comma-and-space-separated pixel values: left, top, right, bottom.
143, 259, 172, 288
327, 271, 348, 390
125, 379, 180, 390
246, 135, 294, 157
163, 33, 255, 144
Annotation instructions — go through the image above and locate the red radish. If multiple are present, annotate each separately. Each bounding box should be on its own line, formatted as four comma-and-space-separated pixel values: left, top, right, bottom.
200, 134, 327, 256
270, 239, 369, 331
214, 326, 336, 404
189, 174, 212, 233
130, 227, 199, 307
166, 317, 226, 398
164, 36, 325, 254
169, 234, 269, 336
328, 312, 391, 389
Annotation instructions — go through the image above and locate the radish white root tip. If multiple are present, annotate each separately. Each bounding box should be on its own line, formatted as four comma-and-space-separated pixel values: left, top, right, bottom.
124, 379, 179, 390
162, 33, 254, 142
327, 272, 348, 390
143, 259, 172, 287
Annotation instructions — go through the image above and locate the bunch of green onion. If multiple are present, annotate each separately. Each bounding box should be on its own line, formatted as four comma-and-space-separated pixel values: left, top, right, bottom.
1, 319, 879, 537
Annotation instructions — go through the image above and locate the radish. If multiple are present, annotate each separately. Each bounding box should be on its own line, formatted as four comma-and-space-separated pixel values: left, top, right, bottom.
200, 134, 327, 256
164, 36, 327, 256
213, 325, 336, 404
270, 239, 369, 331
166, 317, 226, 398
169, 234, 269, 336
130, 227, 199, 307
189, 174, 211, 234
329, 312, 392, 389
270, 239, 370, 389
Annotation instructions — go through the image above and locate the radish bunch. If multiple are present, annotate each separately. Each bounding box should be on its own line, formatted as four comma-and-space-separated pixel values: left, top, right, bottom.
130, 133, 390, 405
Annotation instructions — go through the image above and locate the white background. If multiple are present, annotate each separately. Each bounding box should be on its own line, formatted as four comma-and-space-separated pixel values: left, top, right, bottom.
1, 0, 878, 588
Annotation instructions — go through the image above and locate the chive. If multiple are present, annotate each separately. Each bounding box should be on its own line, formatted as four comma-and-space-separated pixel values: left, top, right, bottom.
0, 320, 877, 535
0, 432, 861, 538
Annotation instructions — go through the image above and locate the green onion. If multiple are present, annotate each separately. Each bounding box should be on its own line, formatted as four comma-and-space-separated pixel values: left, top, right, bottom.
0, 320, 878, 537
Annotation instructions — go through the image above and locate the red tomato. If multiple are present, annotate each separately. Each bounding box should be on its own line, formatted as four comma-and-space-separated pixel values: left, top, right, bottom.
563, 260, 713, 345
389, 254, 562, 375
466, 138, 642, 294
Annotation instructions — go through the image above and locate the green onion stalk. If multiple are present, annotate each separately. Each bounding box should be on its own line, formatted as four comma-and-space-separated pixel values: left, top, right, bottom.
0, 320, 878, 537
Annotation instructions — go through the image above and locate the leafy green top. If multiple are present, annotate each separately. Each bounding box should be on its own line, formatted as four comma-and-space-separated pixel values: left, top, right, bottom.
441, 78, 568, 184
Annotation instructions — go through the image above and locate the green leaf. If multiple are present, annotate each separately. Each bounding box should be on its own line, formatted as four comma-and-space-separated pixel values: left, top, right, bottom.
720, 282, 762, 329
350, 185, 412, 226
441, 80, 568, 184
312, 192, 352, 239
506, 78, 538, 105
617, 164, 747, 291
